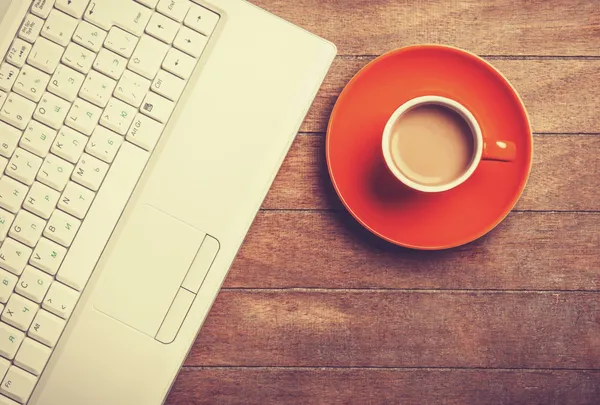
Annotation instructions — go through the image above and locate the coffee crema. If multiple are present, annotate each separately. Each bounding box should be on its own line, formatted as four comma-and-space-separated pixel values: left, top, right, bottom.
389, 104, 475, 186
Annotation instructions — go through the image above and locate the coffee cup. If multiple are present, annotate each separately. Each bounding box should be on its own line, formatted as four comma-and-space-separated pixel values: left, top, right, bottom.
381, 96, 516, 193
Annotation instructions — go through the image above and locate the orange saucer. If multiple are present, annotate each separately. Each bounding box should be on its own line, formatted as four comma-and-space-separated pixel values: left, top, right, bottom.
326, 45, 533, 250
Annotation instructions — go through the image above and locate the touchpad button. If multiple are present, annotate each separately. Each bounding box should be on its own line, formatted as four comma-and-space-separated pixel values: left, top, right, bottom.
94, 204, 205, 337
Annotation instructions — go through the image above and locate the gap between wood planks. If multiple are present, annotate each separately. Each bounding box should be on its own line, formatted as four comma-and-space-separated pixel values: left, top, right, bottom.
179, 365, 600, 371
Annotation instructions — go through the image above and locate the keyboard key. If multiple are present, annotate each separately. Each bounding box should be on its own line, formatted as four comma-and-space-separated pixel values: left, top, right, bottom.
0, 238, 30, 276
61, 43, 94, 74
19, 121, 57, 158
18, 14, 44, 44
125, 113, 164, 151
0, 210, 14, 242
100, 98, 136, 135
173, 26, 208, 58
37, 154, 74, 192
0, 269, 17, 303
0, 178, 27, 214
44, 210, 80, 247
141, 92, 174, 123
72, 153, 108, 191
6, 39, 31, 69
65, 98, 102, 136
57, 143, 149, 290
14, 338, 50, 376
31, 0, 56, 19
86, 126, 123, 163
0, 93, 36, 130
151, 70, 185, 101
1, 295, 38, 331
115, 70, 151, 108
58, 182, 94, 219
72, 21, 106, 53
55, 0, 91, 19
34, 92, 71, 130
93, 49, 127, 80
28, 309, 64, 347
0, 64, 19, 93
129, 35, 170, 80
185, 4, 219, 36
79, 70, 116, 108
48, 64, 85, 102
42, 282, 78, 319
162, 47, 196, 79
12, 66, 49, 103
9, 211, 45, 248
27, 37, 64, 74
16, 266, 52, 304
146, 12, 180, 44
5, 149, 42, 186
30, 238, 66, 276
0, 323, 24, 360
0, 123, 21, 158
51, 126, 87, 164
138, 0, 160, 7
84, 0, 152, 36
41, 9, 79, 47
157, 0, 191, 22
0, 366, 37, 403
23, 182, 60, 220
0, 394, 18, 405
105, 27, 138, 59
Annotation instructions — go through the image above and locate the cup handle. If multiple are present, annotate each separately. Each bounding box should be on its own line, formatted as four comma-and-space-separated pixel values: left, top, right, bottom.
482, 140, 517, 162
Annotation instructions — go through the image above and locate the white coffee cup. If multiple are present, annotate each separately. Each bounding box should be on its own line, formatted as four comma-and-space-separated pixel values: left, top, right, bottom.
381, 96, 516, 193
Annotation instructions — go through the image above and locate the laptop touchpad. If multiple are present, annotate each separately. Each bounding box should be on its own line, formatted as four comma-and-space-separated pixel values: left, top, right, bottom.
94, 204, 205, 337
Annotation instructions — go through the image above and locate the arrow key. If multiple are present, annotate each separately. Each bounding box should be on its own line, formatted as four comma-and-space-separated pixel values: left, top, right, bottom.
173, 26, 208, 58
56, 0, 92, 19
162, 47, 196, 79
146, 11, 180, 44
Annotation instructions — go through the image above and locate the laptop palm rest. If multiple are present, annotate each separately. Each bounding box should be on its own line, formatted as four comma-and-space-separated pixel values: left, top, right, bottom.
93, 204, 205, 338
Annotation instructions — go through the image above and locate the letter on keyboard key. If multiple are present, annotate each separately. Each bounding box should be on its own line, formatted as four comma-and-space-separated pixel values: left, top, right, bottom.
8, 211, 45, 248
0, 270, 17, 303
85, 0, 153, 37
37, 154, 74, 192
28, 310, 64, 347
43, 210, 80, 247
58, 182, 95, 219
72, 153, 109, 191
51, 126, 87, 164
23, 182, 60, 221
1, 295, 38, 331
0, 210, 15, 243
79, 70, 116, 108
86, 126, 123, 163
61, 43, 95, 74
65, 98, 102, 136
5, 149, 43, 186
129, 35, 170, 80
48, 65, 86, 102
6, 39, 31, 69
16, 266, 52, 304
34, 92, 72, 130
0, 239, 30, 277
93, 49, 127, 80
19, 121, 57, 158
30, 238, 66, 276
14, 338, 50, 376
0, 178, 27, 214
100, 98, 136, 135
0, 93, 36, 131
57, 143, 149, 291
0, 323, 24, 360
0, 366, 37, 403
0, 123, 21, 158
72, 21, 107, 53
42, 281, 78, 319
141, 92, 174, 123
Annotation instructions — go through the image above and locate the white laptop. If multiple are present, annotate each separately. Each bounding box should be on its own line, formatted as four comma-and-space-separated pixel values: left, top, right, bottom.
0, 0, 335, 403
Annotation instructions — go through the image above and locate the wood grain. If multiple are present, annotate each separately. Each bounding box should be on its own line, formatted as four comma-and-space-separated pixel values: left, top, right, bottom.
225, 211, 600, 290
252, 0, 600, 56
300, 59, 600, 133
169, 368, 600, 405
185, 291, 600, 368
263, 134, 600, 211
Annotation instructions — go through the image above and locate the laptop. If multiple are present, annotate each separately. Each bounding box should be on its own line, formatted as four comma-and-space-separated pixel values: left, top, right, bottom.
0, 0, 336, 403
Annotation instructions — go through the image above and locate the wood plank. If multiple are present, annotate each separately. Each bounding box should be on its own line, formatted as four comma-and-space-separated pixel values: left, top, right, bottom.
225, 212, 600, 290
185, 291, 600, 368
300, 59, 600, 133
169, 368, 600, 405
263, 135, 600, 211
252, 0, 600, 56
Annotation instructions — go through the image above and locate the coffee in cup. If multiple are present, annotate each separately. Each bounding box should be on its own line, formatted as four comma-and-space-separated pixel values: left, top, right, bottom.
382, 96, 516, 193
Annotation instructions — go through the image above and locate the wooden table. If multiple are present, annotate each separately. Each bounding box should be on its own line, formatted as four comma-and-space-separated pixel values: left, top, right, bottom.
167, 1, 600, 403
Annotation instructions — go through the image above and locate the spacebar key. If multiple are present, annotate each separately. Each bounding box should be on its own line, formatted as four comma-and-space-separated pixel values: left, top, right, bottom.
57, 143, 149, 291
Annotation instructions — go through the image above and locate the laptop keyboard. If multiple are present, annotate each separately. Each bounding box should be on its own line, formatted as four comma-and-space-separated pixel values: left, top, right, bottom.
0, 1, 219, 402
